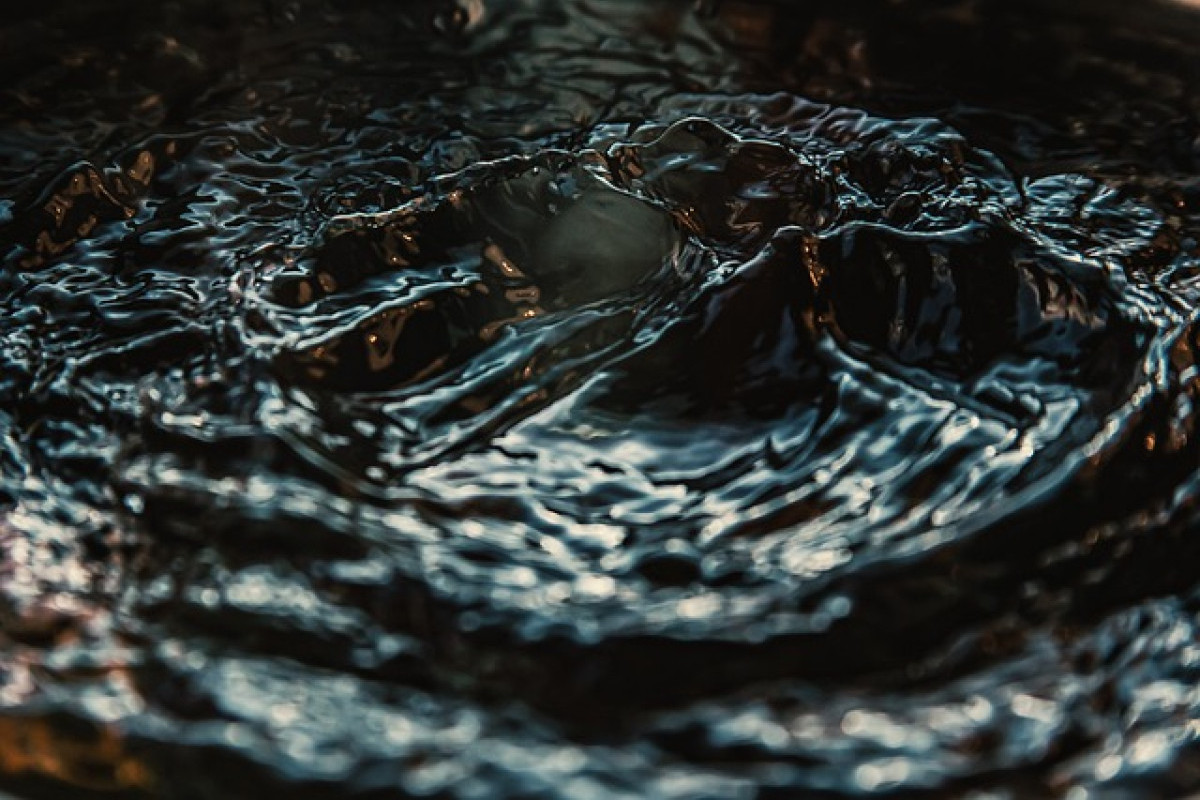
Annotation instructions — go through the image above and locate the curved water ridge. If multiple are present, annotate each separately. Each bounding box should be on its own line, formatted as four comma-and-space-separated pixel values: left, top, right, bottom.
1, 1, 1200, 798
229, 110, 1158, 643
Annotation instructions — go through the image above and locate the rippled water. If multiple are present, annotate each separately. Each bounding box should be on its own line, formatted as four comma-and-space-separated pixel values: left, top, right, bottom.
2, 0, 1200, 797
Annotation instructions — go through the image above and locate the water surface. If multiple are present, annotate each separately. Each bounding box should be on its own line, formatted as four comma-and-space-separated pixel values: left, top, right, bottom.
2, 0, 1200, 797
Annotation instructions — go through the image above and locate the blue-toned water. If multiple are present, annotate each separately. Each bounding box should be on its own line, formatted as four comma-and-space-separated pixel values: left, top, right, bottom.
2, 1, 1200, 797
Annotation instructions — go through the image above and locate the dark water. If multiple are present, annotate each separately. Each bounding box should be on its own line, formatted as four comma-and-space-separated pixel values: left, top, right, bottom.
2, 0, 1200, 796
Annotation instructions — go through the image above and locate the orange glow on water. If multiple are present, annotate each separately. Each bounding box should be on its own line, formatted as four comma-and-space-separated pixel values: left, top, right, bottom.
0, 717, 154, 794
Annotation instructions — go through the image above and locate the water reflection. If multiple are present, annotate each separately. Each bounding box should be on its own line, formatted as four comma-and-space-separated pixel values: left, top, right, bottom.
0, 0, 1199, 798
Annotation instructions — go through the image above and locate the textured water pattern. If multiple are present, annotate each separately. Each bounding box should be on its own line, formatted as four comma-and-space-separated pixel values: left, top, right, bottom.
2, 0, 1200, 797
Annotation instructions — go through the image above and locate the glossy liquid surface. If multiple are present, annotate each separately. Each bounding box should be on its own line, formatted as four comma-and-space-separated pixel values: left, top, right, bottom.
2, 1, 1200, 796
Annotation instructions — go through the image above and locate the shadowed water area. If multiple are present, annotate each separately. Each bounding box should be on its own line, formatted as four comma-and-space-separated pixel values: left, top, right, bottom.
2, 0, 1200, 796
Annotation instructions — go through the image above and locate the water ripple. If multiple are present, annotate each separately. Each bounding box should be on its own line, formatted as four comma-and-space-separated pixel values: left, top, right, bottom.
1, 1, 1199, 797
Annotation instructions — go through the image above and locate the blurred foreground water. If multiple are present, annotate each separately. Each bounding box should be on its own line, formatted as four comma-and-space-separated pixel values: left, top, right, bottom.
2, 0, 1200, 796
